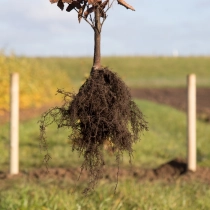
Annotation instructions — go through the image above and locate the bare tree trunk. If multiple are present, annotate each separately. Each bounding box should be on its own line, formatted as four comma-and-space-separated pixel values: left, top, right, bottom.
93, 6, 101, 70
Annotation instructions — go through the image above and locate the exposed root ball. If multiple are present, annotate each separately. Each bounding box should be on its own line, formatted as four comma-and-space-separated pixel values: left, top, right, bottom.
39, 67, 148, 193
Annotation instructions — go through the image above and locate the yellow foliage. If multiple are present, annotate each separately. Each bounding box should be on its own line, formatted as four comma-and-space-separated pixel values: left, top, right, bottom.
0, 53, 72, 113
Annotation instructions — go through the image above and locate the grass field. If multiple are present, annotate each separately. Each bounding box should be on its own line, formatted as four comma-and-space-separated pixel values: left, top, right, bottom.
1, 55, 210, 111
33, 56, 210, 88
1, 179, 210, 210
1, 100, 210, 171
0, 54, 72, 112
1, 100, 210, 209
1, 56, 210, 209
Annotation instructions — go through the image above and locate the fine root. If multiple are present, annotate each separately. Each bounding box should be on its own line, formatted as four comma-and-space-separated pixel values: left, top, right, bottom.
39, 67, 148, 194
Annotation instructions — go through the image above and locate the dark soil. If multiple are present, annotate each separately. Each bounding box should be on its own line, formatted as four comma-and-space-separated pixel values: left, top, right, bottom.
131, 88, 210, 122
1, 159, 210, 184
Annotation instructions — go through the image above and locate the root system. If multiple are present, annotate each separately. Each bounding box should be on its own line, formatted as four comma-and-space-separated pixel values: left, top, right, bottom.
39, 67, 148, 193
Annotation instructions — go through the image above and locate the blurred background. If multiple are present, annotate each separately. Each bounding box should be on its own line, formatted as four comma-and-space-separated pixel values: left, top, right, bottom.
1, 1, 210, 208
1, 0, 210, 57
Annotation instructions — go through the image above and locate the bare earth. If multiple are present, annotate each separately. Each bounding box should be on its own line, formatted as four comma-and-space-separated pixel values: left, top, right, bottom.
1, 88, 210, 183
131, 88, 210, 122
1, 159, 210, 184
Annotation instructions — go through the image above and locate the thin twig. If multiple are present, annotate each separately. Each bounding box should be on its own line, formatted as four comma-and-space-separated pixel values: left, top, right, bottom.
114, 152, 120, 193
101, 15, 107, 28
105, 0, 116, 13
90, 13, 94, 25
74, 8, 95, 30
73, 1, 115, 31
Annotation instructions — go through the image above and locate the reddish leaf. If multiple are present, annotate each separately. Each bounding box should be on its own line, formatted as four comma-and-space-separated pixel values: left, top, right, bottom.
100, 0, 108, 9
117, 0, 135, 11
66, 4, 75, 12
50, 0, 59, 3
88, 0, 102, 5
84, 6, 94, 18
57, 0, 64, 10
78, 3, 86, 23
72, 1, 82, 9
62, 0, 73, 3
78, 8, 83, 23
88, 0, 95, 4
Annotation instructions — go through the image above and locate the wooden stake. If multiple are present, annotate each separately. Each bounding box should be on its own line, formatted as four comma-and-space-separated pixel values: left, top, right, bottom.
10, 73, 19, 175
187, 74, 196, 172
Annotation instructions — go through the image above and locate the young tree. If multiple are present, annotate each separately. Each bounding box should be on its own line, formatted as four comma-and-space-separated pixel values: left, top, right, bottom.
39, 0, 148, 194
50, 0, 135, 69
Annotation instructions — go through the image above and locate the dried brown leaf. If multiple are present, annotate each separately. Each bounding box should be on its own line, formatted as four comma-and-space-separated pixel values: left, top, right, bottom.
50, 0, 58, 3
117, 0, 135, 11
78, 3, 86, 23
88, 0, 94, 4
84, 6, 94, 18
57, 0, 64, 10
88, 0, 102, 5
62, 0, 73, 3
72, 1, 82, 9
66, 4, 75, 12
100, 0, 109, 9
78, 9, 83, 22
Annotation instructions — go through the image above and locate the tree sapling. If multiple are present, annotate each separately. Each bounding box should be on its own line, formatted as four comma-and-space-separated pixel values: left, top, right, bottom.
39, 0, 148, 194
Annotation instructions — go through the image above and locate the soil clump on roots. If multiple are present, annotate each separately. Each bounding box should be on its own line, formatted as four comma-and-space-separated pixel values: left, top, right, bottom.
39, 67, 148, 193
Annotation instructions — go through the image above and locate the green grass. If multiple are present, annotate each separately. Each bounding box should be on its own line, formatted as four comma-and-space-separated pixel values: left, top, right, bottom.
1, 100, 210, 209
30, 56, 210, 89
1, 56, 210, 208
1, 179, 210, 210
1, 100, 210, 171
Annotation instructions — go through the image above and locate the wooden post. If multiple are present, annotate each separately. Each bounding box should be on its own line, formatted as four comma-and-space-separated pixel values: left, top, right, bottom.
187, 74, 196, 172
10, 73, 19, 175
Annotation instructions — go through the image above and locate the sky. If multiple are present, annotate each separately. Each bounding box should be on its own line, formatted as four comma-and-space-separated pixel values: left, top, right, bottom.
1, 0, 210, 57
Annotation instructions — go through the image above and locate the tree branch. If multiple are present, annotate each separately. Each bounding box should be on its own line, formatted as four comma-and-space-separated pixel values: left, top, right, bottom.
74, 8, 95, 29
104, 0, 116, 13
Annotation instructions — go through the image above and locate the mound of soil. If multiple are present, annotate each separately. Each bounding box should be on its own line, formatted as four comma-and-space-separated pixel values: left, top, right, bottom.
1, 159, 210, 185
